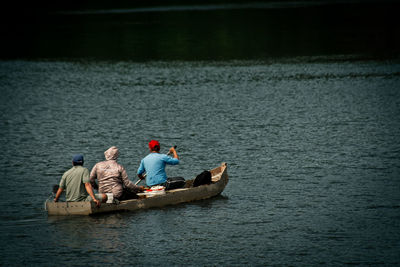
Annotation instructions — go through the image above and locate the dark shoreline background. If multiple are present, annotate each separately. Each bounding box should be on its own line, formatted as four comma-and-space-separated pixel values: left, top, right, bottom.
1, 0, 399, 61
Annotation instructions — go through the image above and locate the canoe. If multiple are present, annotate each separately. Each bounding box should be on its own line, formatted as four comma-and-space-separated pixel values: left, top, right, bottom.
46, 162, 228, 216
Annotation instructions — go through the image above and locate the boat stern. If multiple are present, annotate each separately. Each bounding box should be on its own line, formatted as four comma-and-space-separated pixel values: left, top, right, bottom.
46, 201, 94, 216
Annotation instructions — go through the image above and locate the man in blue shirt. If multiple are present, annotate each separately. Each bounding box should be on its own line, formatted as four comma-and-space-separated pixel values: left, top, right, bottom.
137, 140, 179, 187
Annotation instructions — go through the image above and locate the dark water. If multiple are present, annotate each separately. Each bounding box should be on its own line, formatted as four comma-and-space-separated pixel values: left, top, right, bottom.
1, 1, 400, 266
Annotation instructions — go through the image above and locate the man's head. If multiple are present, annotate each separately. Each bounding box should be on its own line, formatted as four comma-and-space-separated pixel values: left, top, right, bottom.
72, 154, 84, 166
148, 140, 160, 152
104, 146, 119, 160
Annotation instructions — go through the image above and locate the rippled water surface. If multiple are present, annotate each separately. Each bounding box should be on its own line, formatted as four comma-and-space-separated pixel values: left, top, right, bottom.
0, 58, 399, 266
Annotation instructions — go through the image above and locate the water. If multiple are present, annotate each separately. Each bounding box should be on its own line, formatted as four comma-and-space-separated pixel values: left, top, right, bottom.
1, 1, 400, 266
1, 59, 399, 266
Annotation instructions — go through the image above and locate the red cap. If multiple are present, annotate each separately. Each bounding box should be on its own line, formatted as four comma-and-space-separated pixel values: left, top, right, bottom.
148, 140, 160, 150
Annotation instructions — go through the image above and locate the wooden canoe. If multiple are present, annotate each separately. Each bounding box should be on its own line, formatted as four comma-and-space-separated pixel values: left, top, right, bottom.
46, 162, 228, 216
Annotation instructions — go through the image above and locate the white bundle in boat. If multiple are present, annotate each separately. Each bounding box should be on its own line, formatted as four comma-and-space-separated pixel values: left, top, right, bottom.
106, 193, 114, 203
144, 186, 166, 196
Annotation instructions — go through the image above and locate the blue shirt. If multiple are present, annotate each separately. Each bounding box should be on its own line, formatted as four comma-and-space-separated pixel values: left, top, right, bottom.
137, 153, 179, 186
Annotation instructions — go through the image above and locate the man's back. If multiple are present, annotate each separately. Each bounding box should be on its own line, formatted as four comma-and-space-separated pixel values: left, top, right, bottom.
90, 159, 125, 194
89, 146, 139, 199
138, 153, 179, 186
60, 166, 90, 201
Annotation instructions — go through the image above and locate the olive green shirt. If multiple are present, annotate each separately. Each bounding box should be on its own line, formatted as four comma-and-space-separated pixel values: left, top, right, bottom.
59, 166, 90, 202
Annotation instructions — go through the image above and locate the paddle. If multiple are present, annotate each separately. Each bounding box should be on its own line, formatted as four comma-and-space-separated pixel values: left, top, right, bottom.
134, 145, 177, 185
135, 174, 146, 185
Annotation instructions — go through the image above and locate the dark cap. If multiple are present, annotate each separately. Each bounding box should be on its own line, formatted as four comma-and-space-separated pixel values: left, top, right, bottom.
72, 154, 84, 163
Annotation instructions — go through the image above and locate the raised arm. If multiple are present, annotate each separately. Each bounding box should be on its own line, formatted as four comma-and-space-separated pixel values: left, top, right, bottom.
168, 146, 179, 159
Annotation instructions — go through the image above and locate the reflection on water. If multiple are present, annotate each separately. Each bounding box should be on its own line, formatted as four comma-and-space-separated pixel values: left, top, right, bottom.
44, 195, 230, 255
48, 215, 127, 250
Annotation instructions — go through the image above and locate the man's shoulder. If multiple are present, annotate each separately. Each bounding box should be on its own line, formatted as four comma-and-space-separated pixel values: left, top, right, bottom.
144, 153, 166, 160
62, 169, 70, 179
144, 153, 156, 159
70, 166, 90, 175
75, 165, 89, 170
63, 166, 75, 175
93, 160, 107, 166
62, 166, 87, 179
93, 160, 111, 168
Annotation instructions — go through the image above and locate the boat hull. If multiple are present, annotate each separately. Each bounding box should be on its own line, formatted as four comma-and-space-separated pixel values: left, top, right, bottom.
46, 162, 228, 216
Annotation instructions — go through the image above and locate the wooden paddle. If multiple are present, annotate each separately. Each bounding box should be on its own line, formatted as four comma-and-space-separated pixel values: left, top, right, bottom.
134, 145, 177, 185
